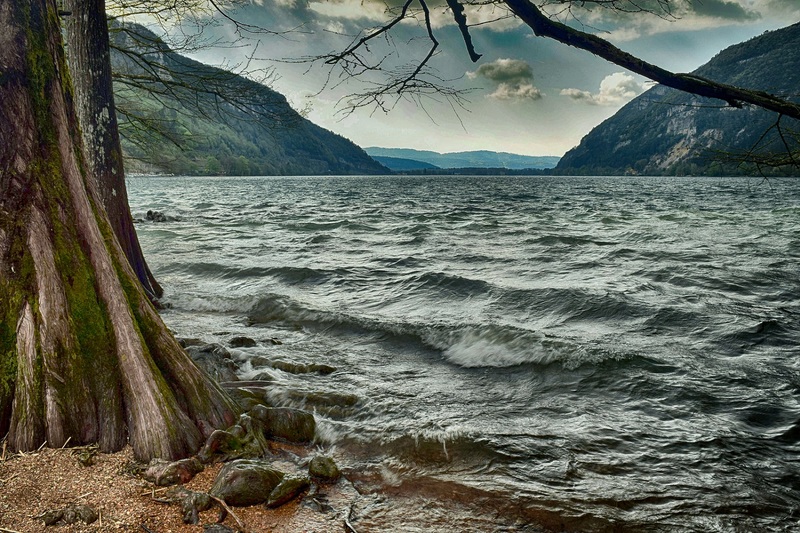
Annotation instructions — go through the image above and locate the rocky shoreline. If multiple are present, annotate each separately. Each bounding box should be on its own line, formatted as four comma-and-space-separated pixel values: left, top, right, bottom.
0, 336, 364, 533
0, 442, 364, 532
1, 335, 562, 532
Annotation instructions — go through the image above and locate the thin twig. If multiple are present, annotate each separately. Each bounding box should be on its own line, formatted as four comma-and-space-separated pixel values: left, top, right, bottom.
345, 503, 359, 532
0, 527, 23, 533
208, 495, 247, 533
324, 0, 414, 65
37, 441, 47, 452
141, 487, 170, 497
61, 436, 72, 449
0, 473, 19, 484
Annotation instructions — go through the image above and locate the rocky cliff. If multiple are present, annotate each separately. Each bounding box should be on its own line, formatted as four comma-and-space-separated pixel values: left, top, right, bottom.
556, 23, 800, 176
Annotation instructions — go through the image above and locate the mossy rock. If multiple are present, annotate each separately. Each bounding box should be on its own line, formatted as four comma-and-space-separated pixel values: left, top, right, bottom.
210, 459, 284, 507
266, 474, 311, 508
249, 405, 316, 444
197, 429, 244, 464
39, 505, 98, 526
308, 455, 340, 483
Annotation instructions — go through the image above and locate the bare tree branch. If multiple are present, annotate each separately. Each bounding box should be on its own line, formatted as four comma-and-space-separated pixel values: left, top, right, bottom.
504, 0, 800, 120
446, 0, 482, 62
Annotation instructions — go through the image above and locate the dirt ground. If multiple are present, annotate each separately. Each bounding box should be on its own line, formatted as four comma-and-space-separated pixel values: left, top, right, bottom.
0, 443, 360, 533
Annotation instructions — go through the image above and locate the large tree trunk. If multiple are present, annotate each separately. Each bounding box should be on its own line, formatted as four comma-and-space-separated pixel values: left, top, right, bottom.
0, 0, 238, 460
63, 0, 163, 302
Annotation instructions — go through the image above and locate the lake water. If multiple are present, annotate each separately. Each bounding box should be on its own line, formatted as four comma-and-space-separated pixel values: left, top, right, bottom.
127, 175, 800, 531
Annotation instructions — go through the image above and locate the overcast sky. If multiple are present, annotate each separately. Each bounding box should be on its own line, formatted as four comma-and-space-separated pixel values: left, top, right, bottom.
182, 0, 800, 157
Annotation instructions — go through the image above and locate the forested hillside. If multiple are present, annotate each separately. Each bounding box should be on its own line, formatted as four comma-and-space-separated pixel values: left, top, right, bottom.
110, 23, 386, 176
556, 23, 800, 176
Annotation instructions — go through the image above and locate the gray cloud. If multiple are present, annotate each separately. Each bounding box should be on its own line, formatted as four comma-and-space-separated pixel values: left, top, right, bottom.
472, 58, 533, 84
689, 0, 760, 21
490, 83, 543, 101
764, 0, 800, 15
469, 58, 543, 101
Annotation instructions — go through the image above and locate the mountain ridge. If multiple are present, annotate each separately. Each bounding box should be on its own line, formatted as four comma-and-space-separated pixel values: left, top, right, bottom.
111, 23, 387, 176
555, 23, 800, 176
365, 147, 560, 170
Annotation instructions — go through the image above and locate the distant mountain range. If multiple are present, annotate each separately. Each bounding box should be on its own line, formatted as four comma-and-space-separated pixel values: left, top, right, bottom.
556, 22, 800, 176
110, 21, 800, 178
111, 23, 386, 176
365, 147, 560, 171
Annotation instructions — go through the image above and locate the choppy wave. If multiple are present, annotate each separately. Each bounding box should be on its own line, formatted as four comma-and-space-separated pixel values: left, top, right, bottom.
244, 293, 628, 369
394, 271, 492, 296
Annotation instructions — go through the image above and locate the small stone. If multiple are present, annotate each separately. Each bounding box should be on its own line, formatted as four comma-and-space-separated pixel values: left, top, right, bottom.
249, 356, 271, 367
178, 337, 205, 348
145, 209, 168, 222
268, 360, 336, 375
38, 505, 98, 526
308, 455, 340, 483
76, 449, 95, 467
40, 510, 63, 526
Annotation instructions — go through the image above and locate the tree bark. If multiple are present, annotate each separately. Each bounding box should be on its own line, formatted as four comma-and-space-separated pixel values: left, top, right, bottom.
63, 0, 163, 302
0, 0, 238, 460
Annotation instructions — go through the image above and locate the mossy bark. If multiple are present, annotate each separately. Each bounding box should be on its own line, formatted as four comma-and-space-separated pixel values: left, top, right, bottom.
0, 0, 238, 460
63, 0, 163, 302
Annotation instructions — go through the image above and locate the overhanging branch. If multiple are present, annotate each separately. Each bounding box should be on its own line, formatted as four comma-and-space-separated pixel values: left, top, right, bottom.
446, 0, 482, 62
503, 0, 800, 120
